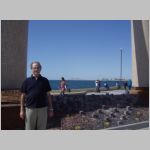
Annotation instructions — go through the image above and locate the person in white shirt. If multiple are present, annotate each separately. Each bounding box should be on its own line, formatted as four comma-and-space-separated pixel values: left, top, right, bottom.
95, 80, 100, 92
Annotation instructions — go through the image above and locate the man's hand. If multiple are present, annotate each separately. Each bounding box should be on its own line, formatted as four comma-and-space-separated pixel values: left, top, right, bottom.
48, 110, 54, 118
20, 93, 25, 120
20, 110, 25, 120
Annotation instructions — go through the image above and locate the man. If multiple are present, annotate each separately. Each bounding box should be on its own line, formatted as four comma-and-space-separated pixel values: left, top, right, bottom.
116, 82, 120, 89
104, 82, 109, 91
20, 61, 54, 130
127, 80, 132, 90
123, 81, 128, 90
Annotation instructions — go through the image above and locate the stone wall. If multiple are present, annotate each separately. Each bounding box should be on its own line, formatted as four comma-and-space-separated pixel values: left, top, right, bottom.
52, 94, 139, 116
2, 93, 144, 130
1, 104, 25, 130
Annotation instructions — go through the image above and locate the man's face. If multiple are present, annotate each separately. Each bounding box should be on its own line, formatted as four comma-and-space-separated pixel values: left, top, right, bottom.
31, 63, 41, 76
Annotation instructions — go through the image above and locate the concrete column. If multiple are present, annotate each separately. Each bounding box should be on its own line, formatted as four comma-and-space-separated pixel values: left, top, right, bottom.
131, 20, 149, 88
131, 20, 149, 106
1, 20, 28, 89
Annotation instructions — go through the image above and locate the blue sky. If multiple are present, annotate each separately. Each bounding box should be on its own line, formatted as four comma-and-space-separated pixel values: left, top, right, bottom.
27, 20, 131, 80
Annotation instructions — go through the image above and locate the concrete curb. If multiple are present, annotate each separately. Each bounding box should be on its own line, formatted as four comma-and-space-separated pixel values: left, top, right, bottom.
104, 121, 149, 130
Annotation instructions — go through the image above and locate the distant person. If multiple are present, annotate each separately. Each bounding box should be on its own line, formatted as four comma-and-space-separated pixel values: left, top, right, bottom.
65, 83, 71, 93
104, 82, 109, 90
123, 81, 128, 90
95, 80, 100, 92
60, 77, 66, 95
20, 61, 54, 130
116, 82, 120, 89
127, 80, 132, 90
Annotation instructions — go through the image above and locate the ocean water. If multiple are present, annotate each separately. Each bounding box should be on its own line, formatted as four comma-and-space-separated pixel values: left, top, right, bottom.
49, 80, 127, 90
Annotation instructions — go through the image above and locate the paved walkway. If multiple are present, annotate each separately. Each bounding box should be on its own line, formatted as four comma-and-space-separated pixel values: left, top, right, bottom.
86, 90, 129, 95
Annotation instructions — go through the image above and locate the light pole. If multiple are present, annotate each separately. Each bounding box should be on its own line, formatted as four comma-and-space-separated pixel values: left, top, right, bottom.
120, 48, 123, 82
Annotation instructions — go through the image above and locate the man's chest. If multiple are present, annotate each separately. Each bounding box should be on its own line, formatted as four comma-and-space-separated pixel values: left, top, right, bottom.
27, 79, 46, 92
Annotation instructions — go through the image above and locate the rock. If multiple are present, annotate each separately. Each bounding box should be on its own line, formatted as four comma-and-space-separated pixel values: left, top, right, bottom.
79, 110, 85, 115
119, 116, 123, 121
136, 111, 143, 118
113, 108, 120, 113
104, 116, 112, 122
117, 121, 123, 126
99, 113, 105, 120
96, 109, 102, 114
120, 115, 128, 120
135, 117, 140, 121
109, 112, 116, 118
126, 110, 131, 115
91, 112, 99, 118
103, 121, 111, 128
123, 115, 128, 120
102, 109, 112, 115
126, 106, 133, 111
126, 106, 130, 111
74, 125, 81, 130
123, 110, 131, 115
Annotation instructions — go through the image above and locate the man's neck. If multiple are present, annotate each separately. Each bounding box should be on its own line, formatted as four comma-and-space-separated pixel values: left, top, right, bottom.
32, 74, 40, 80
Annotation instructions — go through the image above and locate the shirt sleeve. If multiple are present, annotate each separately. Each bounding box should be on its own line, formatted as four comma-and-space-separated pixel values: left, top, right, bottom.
20, 80, 27, 93
45, 79, 51, 92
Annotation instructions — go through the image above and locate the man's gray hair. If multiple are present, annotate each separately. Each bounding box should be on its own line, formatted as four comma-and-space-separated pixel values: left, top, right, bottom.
30, 61, 42, 69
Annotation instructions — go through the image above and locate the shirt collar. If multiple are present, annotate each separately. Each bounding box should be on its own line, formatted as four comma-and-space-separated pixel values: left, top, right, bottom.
31, 74, 42, 79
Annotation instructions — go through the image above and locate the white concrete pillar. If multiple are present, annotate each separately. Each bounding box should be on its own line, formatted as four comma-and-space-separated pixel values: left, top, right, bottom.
131, 20, 149, 88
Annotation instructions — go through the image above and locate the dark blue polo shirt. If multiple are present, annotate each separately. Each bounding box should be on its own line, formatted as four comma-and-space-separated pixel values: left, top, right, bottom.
21, 75, 51, 108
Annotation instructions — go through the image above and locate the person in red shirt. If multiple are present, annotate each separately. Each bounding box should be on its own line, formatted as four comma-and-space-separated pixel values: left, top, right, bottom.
60, 77, 66, 95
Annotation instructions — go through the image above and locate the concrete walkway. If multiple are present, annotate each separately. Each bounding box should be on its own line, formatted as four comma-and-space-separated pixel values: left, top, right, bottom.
86, 90, 129, 96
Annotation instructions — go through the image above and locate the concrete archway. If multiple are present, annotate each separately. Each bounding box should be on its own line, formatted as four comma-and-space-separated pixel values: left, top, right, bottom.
1, 20, 149, 96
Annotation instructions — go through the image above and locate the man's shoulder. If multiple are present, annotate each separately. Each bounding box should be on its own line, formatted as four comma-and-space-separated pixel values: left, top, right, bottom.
23, 77, 32, 83
41, 76, 49, 81
21, 77, 31, 88
26, 76, 32, 80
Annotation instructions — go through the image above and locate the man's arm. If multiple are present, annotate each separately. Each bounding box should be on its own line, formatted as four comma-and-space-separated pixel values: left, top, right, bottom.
20, 93, 26, 120
47, 92, 54, 118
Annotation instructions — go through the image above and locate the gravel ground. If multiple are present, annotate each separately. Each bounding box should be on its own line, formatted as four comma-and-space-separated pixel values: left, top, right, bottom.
59, 107, 149, 130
